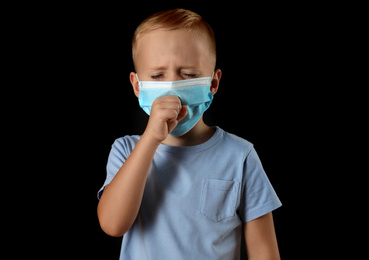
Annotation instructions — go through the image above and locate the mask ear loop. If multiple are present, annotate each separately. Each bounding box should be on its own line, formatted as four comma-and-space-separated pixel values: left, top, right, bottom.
210, 71, 216, 94
136, 73, 140, 82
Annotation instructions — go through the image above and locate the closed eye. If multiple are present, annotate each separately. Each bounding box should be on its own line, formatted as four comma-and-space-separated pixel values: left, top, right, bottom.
150, 73, 197, 80
182, 73, 197, 79
151, 74, 163, 80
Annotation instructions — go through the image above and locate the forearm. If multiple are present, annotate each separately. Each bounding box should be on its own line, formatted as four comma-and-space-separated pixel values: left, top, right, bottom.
97, 133, 160, 237
248, 252, 280, 260
244, 213, 280, 260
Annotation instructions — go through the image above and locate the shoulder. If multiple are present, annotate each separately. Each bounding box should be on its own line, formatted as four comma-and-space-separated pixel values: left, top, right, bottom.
110, 135, 141, 156
219, 128, 254, 156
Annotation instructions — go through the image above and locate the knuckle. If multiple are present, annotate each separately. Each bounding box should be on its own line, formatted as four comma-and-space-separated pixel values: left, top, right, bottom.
168, 109, 178, 118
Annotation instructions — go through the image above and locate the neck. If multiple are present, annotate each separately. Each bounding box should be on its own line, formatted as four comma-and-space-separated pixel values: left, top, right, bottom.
161, 119, 215, 147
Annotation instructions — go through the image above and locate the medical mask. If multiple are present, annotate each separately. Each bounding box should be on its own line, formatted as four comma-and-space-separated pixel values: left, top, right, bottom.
137, 75, 214, 136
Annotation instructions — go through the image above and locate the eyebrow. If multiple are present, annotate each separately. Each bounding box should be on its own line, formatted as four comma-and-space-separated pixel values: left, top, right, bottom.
146, 66, 200, 71
146, 66, 167, 71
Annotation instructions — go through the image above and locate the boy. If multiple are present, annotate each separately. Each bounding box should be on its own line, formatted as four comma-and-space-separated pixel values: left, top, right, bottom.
97, 8, 281, 260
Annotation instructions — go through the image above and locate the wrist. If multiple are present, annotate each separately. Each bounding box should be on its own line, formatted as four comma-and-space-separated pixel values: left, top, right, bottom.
141, 130, 163, 148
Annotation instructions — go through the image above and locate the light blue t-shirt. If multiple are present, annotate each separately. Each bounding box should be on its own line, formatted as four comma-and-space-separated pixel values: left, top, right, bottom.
98, 126, 281, 260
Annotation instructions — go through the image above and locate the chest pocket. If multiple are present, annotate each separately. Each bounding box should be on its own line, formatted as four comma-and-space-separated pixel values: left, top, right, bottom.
200, 178, 240, 222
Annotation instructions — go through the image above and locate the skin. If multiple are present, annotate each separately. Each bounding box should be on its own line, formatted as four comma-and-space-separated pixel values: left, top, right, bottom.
97, 27, 280, 260
131, 28, 221, 147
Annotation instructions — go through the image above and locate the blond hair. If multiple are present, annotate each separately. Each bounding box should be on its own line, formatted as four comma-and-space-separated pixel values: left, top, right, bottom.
132, 9, 216, 69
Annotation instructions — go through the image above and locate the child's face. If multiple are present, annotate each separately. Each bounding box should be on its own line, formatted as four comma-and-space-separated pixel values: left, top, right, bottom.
134, 28, 214, 81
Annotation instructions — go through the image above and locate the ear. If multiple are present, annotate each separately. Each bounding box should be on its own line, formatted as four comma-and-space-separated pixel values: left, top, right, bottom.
130, 72, 140, 98
210, 69, 222, 95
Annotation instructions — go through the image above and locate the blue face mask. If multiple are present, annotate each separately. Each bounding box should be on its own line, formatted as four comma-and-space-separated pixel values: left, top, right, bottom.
137, 75, 214, 136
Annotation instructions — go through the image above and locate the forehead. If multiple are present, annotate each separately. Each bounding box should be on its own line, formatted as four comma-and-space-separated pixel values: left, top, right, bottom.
135, 28, 212, 70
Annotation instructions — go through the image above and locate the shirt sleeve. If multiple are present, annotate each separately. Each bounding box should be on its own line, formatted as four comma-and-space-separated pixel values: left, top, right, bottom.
97, 138, 130, 200
239, 148, 282, 223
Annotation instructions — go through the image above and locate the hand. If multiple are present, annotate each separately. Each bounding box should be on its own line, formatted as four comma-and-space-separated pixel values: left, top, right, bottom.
143, 96, 188, 143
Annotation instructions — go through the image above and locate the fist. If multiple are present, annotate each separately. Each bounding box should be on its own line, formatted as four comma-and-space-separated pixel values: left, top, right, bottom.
144, 96, 188, 142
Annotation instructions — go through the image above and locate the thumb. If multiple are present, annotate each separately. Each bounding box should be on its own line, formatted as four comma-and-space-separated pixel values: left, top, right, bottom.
177, 105, 188, 122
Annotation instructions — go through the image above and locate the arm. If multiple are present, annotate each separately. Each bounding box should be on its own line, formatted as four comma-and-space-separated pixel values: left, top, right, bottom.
243, 212, 280, 260
97, 133, 159, 237
97, 96, 187, 237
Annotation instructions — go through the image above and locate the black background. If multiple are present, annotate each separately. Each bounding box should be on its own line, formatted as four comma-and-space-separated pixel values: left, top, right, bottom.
10, 2, 349, 259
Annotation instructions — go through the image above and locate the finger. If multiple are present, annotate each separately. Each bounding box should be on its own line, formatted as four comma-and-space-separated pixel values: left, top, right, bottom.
154, 95, 181, 104
177, 105, 188, 122
159, 101, 181, 112
158, 104, 182, 122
